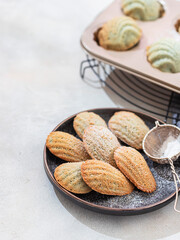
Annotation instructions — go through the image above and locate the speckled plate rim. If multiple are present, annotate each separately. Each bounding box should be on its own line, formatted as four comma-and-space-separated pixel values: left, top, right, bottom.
43, 108, 179, 215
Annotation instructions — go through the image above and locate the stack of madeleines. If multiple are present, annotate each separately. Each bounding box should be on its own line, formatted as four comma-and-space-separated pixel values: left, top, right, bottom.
46, 111, 156, 196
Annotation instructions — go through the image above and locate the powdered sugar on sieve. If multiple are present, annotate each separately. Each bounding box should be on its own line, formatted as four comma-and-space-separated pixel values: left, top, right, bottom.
160, 135, 180, 158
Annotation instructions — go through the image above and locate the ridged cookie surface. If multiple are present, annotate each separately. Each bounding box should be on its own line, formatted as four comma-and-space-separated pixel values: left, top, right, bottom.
122, 0, 161, 21
146, 38, 180, 73
98, 16, 142, 51
46, 131, 90, 162
81, 160, 134, 195
83, 126, 120, 167
114, 147, 156, 193
73, 112, 107, 139
108, 111, 149, 149
54, 162, 92, 194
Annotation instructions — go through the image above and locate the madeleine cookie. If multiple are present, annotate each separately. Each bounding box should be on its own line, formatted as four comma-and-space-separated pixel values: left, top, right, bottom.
46, 131, 90, 162
114, 147, 156, 193
98, 16, 142, 51
81, 160, 134, 195
122, 0, 162, 21
73, 112, 107, 139
147, 38, 180, 73
54, 162, 92, 194
83, 126, 120, 167
175, 20, 180, 34
108, 111, 149, 149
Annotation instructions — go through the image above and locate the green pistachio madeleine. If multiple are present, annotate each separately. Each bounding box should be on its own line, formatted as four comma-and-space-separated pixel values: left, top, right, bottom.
122, 0, 162, 21
147, 38, 180, 73
98, 16, 142, 51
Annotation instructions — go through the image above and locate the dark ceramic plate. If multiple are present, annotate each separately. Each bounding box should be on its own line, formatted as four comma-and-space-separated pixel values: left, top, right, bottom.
43, 108, 180, 215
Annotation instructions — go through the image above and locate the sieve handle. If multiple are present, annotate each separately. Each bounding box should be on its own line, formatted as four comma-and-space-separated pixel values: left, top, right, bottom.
168, 158, 180, 213
155, 121, 166, 128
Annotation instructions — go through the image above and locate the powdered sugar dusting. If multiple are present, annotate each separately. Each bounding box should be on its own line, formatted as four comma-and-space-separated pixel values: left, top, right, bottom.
160, 135, 180, 159
46, 109, 180, 213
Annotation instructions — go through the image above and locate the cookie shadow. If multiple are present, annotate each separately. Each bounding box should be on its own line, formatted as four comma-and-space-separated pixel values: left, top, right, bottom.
54, 187, 180, 240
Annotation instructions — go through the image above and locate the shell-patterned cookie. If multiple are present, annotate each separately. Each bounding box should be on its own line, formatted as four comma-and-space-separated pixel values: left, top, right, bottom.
54, 162, 92, 194
81, 160, 134, 195
83, 126, 120, 167
46, 131, 90, 162
122, 0, 162, 21
73, 111, 107, 139
147, 38, 180, 73
114, 147, 156, 193
108, 111, 149, 149
98, 16, 142, 51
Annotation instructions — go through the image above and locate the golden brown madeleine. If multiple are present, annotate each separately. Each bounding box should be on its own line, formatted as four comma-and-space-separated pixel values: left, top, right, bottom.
54, 162, 92, 194
114, 146, 156, 193
46, 131, 90, 162
83, 126, 120, 167
81, 160, 134, 195
108, 111, 149, 149
98, 16, 142, 51
73, 112, 107, 139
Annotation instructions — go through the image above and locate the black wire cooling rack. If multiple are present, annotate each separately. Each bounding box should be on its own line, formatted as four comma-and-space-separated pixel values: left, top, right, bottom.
80, 55, 180, 126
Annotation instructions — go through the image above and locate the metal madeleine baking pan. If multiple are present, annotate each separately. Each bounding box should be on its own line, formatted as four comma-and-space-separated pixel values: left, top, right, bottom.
81, 0, 180, 93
